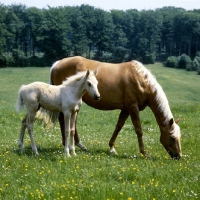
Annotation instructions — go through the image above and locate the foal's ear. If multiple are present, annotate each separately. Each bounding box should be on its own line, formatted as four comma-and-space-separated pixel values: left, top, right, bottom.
94, 69, 98, 76
175, 118, 181, 124
85, 69, 90, 78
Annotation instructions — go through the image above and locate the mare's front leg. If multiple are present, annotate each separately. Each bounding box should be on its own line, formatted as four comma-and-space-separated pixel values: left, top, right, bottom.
109, 110, 129, 154
18, 114, 28, 152
129, 105, 148, 157
69, 112, 77, 156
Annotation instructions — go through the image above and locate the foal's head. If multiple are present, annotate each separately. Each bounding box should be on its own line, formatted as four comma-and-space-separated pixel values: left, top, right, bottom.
160, 118, 182, 159
84, 69, 100, 101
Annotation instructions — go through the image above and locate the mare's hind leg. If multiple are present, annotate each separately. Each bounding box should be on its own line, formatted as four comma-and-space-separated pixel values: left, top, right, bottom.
58, 112, 65, 146
59, 112, 87, 150
129, 106, 148, 157
18, 114, 28, 152
74, 111, 87, 150
109, 110, 129, 154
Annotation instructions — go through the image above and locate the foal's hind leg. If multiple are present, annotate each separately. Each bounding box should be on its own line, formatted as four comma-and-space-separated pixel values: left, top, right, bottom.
27, 110, 39, 155
109, 110, 129, 154
18, 115, 28, 152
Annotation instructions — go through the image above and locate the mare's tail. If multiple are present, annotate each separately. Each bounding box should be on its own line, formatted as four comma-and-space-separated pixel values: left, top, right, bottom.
16, 86, 25, 112
49, 60, 60, 84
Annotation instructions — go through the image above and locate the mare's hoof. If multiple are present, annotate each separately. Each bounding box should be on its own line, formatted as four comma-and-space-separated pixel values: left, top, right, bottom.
110, 148, 118, 155
76, 142, 87, 151
141, 151, 151, 158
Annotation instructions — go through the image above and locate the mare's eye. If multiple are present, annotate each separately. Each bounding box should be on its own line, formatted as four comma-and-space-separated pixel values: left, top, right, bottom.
88, 82, 91, 87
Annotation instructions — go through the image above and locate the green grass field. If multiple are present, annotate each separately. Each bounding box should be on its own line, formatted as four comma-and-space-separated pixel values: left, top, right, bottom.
0, 64, 200, 200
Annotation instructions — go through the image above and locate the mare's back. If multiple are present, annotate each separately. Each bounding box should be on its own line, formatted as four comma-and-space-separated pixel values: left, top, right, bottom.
52, 56, 146, 91
51, 56, 100, 85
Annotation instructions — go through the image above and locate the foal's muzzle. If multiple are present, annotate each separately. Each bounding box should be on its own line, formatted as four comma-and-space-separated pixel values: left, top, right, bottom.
93, 94, 100, 101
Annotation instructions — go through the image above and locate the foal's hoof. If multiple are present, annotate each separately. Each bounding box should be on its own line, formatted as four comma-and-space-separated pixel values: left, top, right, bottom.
18, 148, 24, 154
69, 149, 77, 156
34, 152, 40, 156
76, 142, 87, 151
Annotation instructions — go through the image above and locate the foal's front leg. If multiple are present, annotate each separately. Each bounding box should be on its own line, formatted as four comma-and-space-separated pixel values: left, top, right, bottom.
64, 112, 71, 156
69, 112, 77, 156
59, 111, 87, 150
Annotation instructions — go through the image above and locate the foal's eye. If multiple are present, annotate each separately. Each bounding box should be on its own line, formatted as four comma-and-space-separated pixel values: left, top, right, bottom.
171, 137, 176, 142
88, 82, 91, 87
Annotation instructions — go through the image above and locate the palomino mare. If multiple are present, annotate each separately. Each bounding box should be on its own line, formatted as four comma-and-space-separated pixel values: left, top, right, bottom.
50, 56, 182, 159
16, 69, 100, 156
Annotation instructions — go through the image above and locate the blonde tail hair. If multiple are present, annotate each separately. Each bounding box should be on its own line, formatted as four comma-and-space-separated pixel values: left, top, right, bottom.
16, 86, 24, 112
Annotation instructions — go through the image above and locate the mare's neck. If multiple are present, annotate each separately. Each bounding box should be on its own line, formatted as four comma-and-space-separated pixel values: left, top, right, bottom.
148, 87, 173, 128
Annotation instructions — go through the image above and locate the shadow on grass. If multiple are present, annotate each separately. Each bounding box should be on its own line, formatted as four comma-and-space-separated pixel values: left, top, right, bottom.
79, 148, 152, 161
10, 145, 158, 162
12, 146, 65, 161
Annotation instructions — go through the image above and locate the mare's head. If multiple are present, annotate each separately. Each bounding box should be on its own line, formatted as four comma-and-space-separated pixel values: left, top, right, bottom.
84, 69, 100, 101
160, 118, 182, 159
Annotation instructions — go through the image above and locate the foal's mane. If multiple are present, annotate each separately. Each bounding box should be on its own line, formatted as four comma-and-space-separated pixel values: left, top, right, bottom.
132, 60, 173, 122
62, 71, 86, 86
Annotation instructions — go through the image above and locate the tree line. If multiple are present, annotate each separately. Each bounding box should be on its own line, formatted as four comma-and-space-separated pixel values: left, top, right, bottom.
0, 3, 200, 68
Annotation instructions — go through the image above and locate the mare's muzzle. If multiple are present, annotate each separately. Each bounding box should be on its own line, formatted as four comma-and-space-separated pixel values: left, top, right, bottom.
93, 94, 100, 101
169, 152, 182, 160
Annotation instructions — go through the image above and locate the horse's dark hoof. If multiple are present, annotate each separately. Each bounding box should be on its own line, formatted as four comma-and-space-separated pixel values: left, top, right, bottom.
76, 142, 87, 150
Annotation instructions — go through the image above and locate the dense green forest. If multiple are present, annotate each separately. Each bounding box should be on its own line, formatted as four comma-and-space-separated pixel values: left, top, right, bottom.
0, 3, 200, 69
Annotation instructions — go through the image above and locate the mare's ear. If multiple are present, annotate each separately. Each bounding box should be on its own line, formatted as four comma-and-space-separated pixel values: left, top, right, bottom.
175, 118, 181, 124
94, 68, 98, 76
85, 69, 90, 78
169, 118, 174, 127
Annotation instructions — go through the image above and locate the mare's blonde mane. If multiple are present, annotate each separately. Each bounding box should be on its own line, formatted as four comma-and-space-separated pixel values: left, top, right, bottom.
132, 60, 173, 123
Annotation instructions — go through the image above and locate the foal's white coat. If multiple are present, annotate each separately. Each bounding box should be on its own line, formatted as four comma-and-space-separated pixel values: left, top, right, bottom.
16, 69, 100, 156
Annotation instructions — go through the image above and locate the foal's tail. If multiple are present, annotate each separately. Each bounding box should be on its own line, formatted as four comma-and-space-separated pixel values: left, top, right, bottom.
16, 86, 25, 112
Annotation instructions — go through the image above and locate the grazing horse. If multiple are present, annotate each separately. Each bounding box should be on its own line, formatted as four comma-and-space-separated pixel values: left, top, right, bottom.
16, 69, 100, 156
50, 56, 182, 159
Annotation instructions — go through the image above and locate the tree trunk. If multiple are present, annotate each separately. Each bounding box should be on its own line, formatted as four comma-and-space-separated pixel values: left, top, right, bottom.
188, 33, 192, 57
